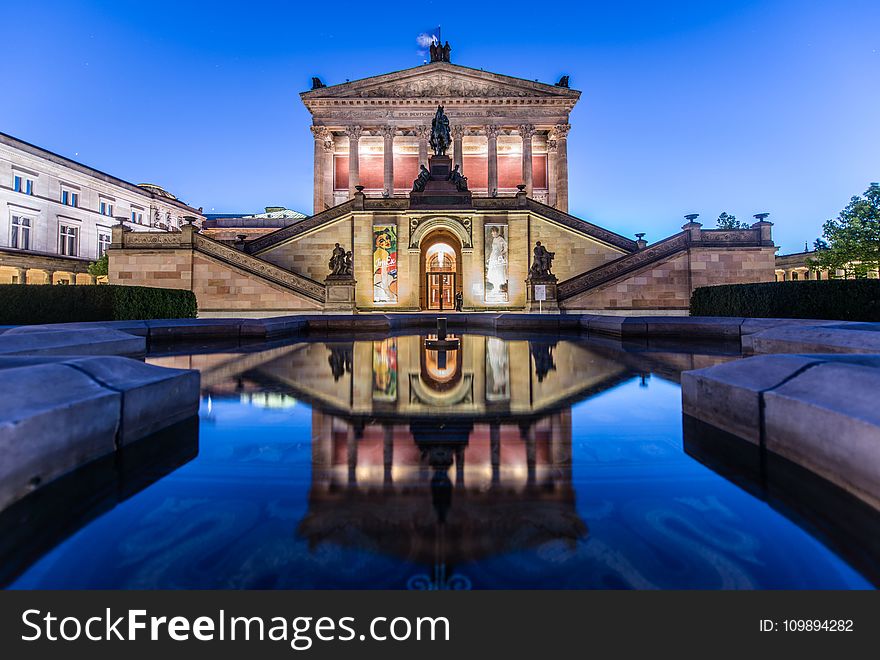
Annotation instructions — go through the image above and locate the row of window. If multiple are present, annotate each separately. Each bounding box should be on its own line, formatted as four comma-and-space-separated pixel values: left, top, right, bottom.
13, 173, 151, 223
10, 214, 111, 257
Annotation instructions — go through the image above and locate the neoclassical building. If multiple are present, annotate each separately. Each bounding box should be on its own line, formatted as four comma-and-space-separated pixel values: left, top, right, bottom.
110, 47, 776, 315
1, 131, 204, 285
304, 58, 578, 212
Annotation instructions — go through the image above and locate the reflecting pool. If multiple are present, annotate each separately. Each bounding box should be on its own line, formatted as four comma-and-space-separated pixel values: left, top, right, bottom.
4, 333, 876, 589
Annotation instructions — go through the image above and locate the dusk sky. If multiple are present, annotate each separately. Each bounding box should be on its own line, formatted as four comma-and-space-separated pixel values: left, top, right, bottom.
2, 0, 877, 253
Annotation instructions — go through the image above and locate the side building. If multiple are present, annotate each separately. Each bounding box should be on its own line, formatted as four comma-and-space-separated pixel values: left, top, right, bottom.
0, 132, 204, 284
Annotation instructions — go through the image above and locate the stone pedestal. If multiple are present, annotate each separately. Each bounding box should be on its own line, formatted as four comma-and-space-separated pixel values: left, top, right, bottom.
525, 278, 559, 313
324, 276, 357, 313
409, 155, 473, 209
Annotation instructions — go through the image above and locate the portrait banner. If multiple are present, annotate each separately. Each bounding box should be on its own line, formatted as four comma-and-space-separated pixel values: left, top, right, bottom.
484, 223, 508, 303
373, 224, 398, 303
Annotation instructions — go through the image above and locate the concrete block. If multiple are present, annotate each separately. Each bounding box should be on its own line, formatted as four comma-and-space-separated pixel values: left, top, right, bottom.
239, 316, 308, 338
764, 362, 880, 508
146, 319, 244, 339
64, 357, 201, 445
643, 316, 744, 339
0, 364, 120, 510
681, 354, 821, 445
0, 328, 145, 357
744, 325, 880, 355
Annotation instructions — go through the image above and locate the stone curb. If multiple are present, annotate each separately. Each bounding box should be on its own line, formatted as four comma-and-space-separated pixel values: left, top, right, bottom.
682, 353, 880, 508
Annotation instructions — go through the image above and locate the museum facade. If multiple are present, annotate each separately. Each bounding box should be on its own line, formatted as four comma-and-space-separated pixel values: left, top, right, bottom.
109, 48, 776, 315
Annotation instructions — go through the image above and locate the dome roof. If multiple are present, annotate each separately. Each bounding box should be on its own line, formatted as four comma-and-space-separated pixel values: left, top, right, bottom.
137, 183, 177, 200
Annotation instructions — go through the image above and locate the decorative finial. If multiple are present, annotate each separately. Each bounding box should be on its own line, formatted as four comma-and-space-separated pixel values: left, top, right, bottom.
753, 212, 770, 221
684, 213, 700, 222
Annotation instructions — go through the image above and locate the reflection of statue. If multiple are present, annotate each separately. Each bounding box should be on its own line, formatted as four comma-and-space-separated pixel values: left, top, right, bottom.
430, 106, 451, 156
529, 341, 557, 382
343, 250, 354, 276
329, 242, 346, 276
327, 343, 353, 381
485, 226, 508, 297
529, 241, 555, 279
412, 164, 430, 192
448, 165, 468, 191
454, 291, 463, 311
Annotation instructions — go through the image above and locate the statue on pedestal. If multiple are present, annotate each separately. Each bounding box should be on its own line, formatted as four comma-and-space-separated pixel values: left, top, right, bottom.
448, 165, 468, 191
343, 250, 354, 277
429, 106, 451, 156
529, 241, 555, 280
329, 243, 347, 276
412, 164, 430, 192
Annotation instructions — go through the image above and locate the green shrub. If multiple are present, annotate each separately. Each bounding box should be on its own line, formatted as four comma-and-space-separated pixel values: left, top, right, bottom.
690, 280, 880, 321
0, 285, 197, 325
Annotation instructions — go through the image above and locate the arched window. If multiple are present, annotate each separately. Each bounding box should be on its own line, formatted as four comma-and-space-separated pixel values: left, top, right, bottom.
426, 243, 456, 272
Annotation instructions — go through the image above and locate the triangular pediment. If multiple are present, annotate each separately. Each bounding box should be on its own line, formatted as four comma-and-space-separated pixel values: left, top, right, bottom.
302, 62, 579, 101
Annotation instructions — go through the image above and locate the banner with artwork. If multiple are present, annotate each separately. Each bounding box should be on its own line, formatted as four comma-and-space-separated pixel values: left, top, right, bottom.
372, 338, 398, 401
484, 223, 508, 303
373, 224, 398, 303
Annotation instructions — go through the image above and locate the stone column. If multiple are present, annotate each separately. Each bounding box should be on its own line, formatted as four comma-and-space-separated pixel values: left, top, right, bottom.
345, 126, 362, 197
519, 124, 535, 196
15, 267, 27, 284
311, 126, 329, 214
416, 125, 429, 166
452, 125, 465, 173
547, 139, 558, 208
552, 124, 571, 212
486, 125, 499, 196
381, 126, 395, 197
321, 134, 335, 211
69, 273, 78, 285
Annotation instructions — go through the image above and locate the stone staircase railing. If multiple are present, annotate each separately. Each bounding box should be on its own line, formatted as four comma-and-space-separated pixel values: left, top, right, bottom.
246, 199, 357, 255
193, 234, 325, 302
557, 232, 691, 300
120, 228, 325, 303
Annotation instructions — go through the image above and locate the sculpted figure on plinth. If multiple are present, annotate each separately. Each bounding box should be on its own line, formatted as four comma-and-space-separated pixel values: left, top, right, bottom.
448, 164, 468, 191
412, 164, 431, 192
429, 106, 451, 156
529, 241, 556, 280
329, 243, 347, 276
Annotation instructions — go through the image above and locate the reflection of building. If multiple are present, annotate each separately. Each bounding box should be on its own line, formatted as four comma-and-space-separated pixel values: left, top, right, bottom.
1, 131, 204, 285
111, 45, 776, 314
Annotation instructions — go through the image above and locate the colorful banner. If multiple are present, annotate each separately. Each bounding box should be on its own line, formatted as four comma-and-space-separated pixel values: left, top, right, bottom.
373, 224, 398, 303
484, 223, 509, 303
372, 338, 398, 401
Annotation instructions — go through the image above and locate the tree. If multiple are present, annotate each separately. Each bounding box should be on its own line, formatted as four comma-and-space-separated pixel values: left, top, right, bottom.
88, 253, 108, 278
812, 238, 829, 251
809, 183, 880, 278
716, 212, 749, 230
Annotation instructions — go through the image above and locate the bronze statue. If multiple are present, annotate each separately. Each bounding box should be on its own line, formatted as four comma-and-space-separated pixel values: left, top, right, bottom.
412, 164, 430, 192
429, 40, 452, 63
529, 241, 555, 279
329, 242, 347, 276
555, 75, 570, 88
343, 250, 354, 276
448, 164, 468, 191
429, 106, 451, 156
311, 77, 326, 90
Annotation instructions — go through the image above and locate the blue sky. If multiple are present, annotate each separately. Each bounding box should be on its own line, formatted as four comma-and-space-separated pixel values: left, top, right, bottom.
1, 0, 877, 253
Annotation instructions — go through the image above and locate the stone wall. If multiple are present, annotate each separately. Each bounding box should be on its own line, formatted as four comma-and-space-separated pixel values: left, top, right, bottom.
108, 230, 323, 315
562, 247, 776, 312
528, 214, 625, 283
261, 217, 353, 283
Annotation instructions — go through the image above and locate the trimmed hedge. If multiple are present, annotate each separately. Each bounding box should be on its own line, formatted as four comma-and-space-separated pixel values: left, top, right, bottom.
690, 280, 880, 321
0, 285, 197, 325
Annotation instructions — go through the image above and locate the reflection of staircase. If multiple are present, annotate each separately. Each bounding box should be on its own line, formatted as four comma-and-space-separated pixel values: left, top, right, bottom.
558, 232, 690, 301
193, 234, 325, 303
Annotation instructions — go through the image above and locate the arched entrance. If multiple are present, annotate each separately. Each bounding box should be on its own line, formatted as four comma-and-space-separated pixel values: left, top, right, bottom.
419, 229, 462, 311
